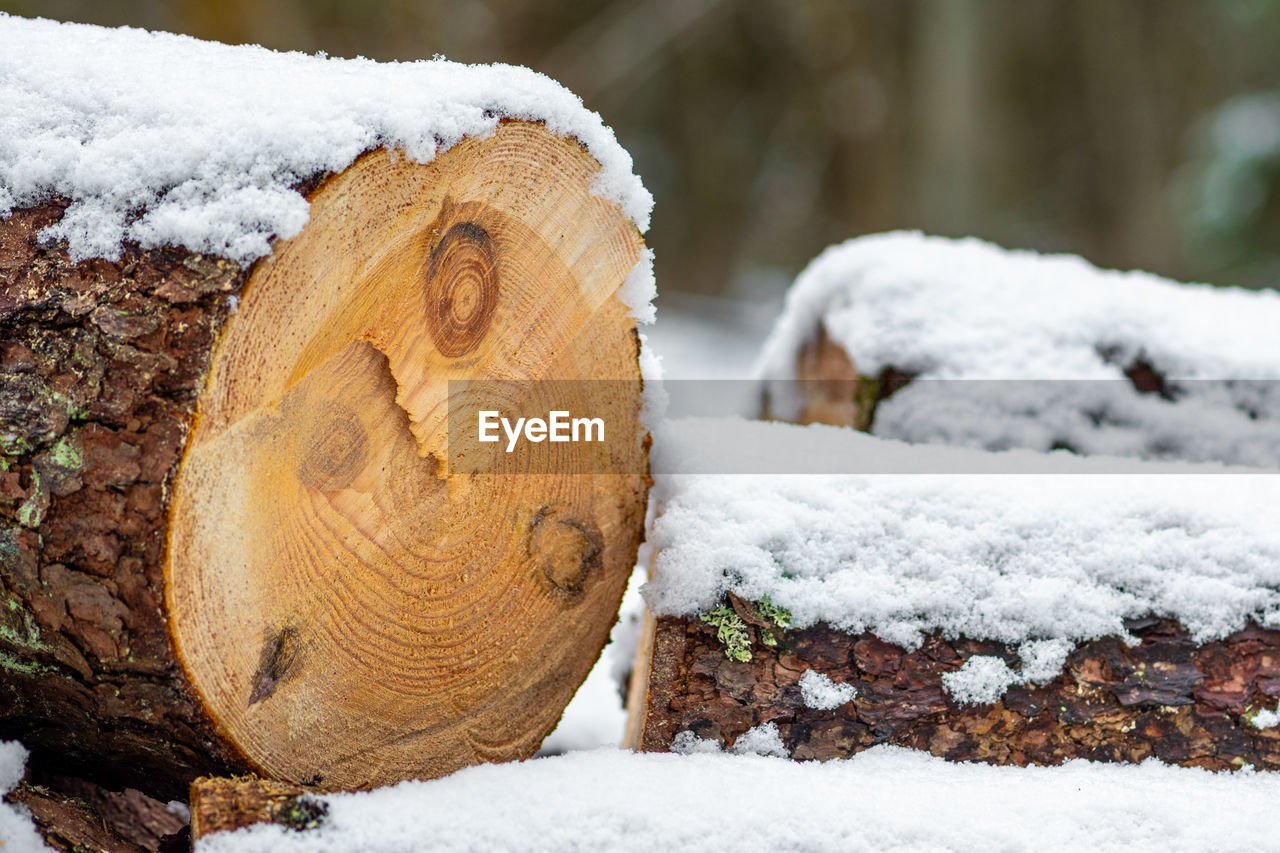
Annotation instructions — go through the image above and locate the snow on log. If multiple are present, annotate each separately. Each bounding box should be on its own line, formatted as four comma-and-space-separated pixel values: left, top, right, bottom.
627, 418, 1280, 769
187, 748, 1280, 852
0, 15, 654, 800
757, 232, 1280, 467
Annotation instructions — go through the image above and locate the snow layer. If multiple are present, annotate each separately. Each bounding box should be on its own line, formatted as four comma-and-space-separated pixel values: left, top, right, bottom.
619, 248, 658, 325
672, 723, 792, 758
0, 741, 52, 853
757, 232, 1280, 466
730, 722, 789, 757
670, 731, 723, 755
799, 670, 858, 710
941, 656, 1020, 706
759, 231, 1280, 382
942, 639, 1073, 705
195, 746, 1280, 853
1251, 708, 1280, 729
646, 418, 1280, 651
0, 14, 652, 271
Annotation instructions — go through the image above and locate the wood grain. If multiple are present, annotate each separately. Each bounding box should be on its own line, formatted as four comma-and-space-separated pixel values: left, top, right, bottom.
167, 122, 650, 789
1, 121, 649, 803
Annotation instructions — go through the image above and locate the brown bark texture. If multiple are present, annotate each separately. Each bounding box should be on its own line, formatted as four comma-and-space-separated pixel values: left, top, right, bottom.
5, 779, 187, 853
0, 201, 251, 798
29, 770, 189, 851
634, 615, 1280, 770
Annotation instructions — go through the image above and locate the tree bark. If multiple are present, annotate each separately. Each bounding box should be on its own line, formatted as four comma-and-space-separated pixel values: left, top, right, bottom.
627, 613, 1280, 769
1, 120, 650, 800
26, 771, 189, 852
5, 781, 162, 853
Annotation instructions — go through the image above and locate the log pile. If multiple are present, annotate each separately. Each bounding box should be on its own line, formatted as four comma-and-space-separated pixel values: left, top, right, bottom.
628, 235, 1280, 769
758, 232, 1280, 465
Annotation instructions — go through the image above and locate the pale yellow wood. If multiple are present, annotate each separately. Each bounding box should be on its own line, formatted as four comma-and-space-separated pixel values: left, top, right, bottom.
622, 608, 657, 751
166, 122, 648, 789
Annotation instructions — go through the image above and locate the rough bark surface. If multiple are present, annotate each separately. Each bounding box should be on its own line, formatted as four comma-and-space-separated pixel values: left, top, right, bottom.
634, 615, 1280, 770
30, 770, 188, 851
189, 775, 326, 840
5, 781, 158, 853
0, 201, 250, 798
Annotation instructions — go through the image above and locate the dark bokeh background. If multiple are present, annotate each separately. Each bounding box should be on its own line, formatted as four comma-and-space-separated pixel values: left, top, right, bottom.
5, 0, 1279, 301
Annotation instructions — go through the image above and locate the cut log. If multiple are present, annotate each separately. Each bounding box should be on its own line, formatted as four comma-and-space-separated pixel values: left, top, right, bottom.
188, 775, 325, 840
627, 419, 1280, 768
627, 615, 1280, 770
0, 120, 649, 798
781, 326, 913, 430
758, 232, 1280, 467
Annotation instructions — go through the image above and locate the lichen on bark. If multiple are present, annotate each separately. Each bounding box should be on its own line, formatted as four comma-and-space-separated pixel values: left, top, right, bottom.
0, 201, 250, 798
638, 615, 1280, 771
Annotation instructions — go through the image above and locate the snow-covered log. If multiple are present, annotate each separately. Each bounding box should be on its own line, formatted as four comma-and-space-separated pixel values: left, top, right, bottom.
0, 15, 654, 801
627, 419, 1280, 769
757, 232, 1280, 468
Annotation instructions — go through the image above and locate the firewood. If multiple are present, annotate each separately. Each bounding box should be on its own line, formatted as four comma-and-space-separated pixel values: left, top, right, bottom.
188, 775, 323, 840
626, 419, 1280, 769
1, 20, 651, 797
629, 615, 1280, 770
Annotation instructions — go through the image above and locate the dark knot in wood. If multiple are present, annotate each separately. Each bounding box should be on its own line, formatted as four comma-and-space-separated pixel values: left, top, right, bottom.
249, 625, 301, 706
528, 506, 604, 596
297, 404, 369, 491
424, 221, 499, 358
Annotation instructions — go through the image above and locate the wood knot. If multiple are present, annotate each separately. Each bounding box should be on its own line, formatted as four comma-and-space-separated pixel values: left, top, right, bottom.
249, 626, 301, 706
423, 221, 499, 358
297, 404, 369, 491
528, 506, 603, 596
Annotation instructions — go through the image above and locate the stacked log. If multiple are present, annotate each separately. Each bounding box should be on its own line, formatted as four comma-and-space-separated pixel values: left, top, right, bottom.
628, 235, 1280, 768
0, 16, 653, 841
630, 615, 1280, 770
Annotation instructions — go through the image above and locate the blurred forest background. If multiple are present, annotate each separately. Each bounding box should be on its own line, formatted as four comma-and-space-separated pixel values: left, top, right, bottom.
4, 0, 1279, 307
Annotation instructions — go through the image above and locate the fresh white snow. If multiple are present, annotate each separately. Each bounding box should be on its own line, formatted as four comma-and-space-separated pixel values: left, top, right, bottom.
1250, 708, 1280, 729
941, 639, 1073, 705
0, 742, 53, 853
192, 746, 1280, 853
799, 669, 858, 710
619, 248, 658, 325
674, 718, 836, 759
941, 656, 1021, 706
646, 418, 1280, 656
669, 730, 723, 755
0, 14, 652, 282
729, 721, 789, 757
756, 232, 1280, 466
758, 231, 1280, 383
